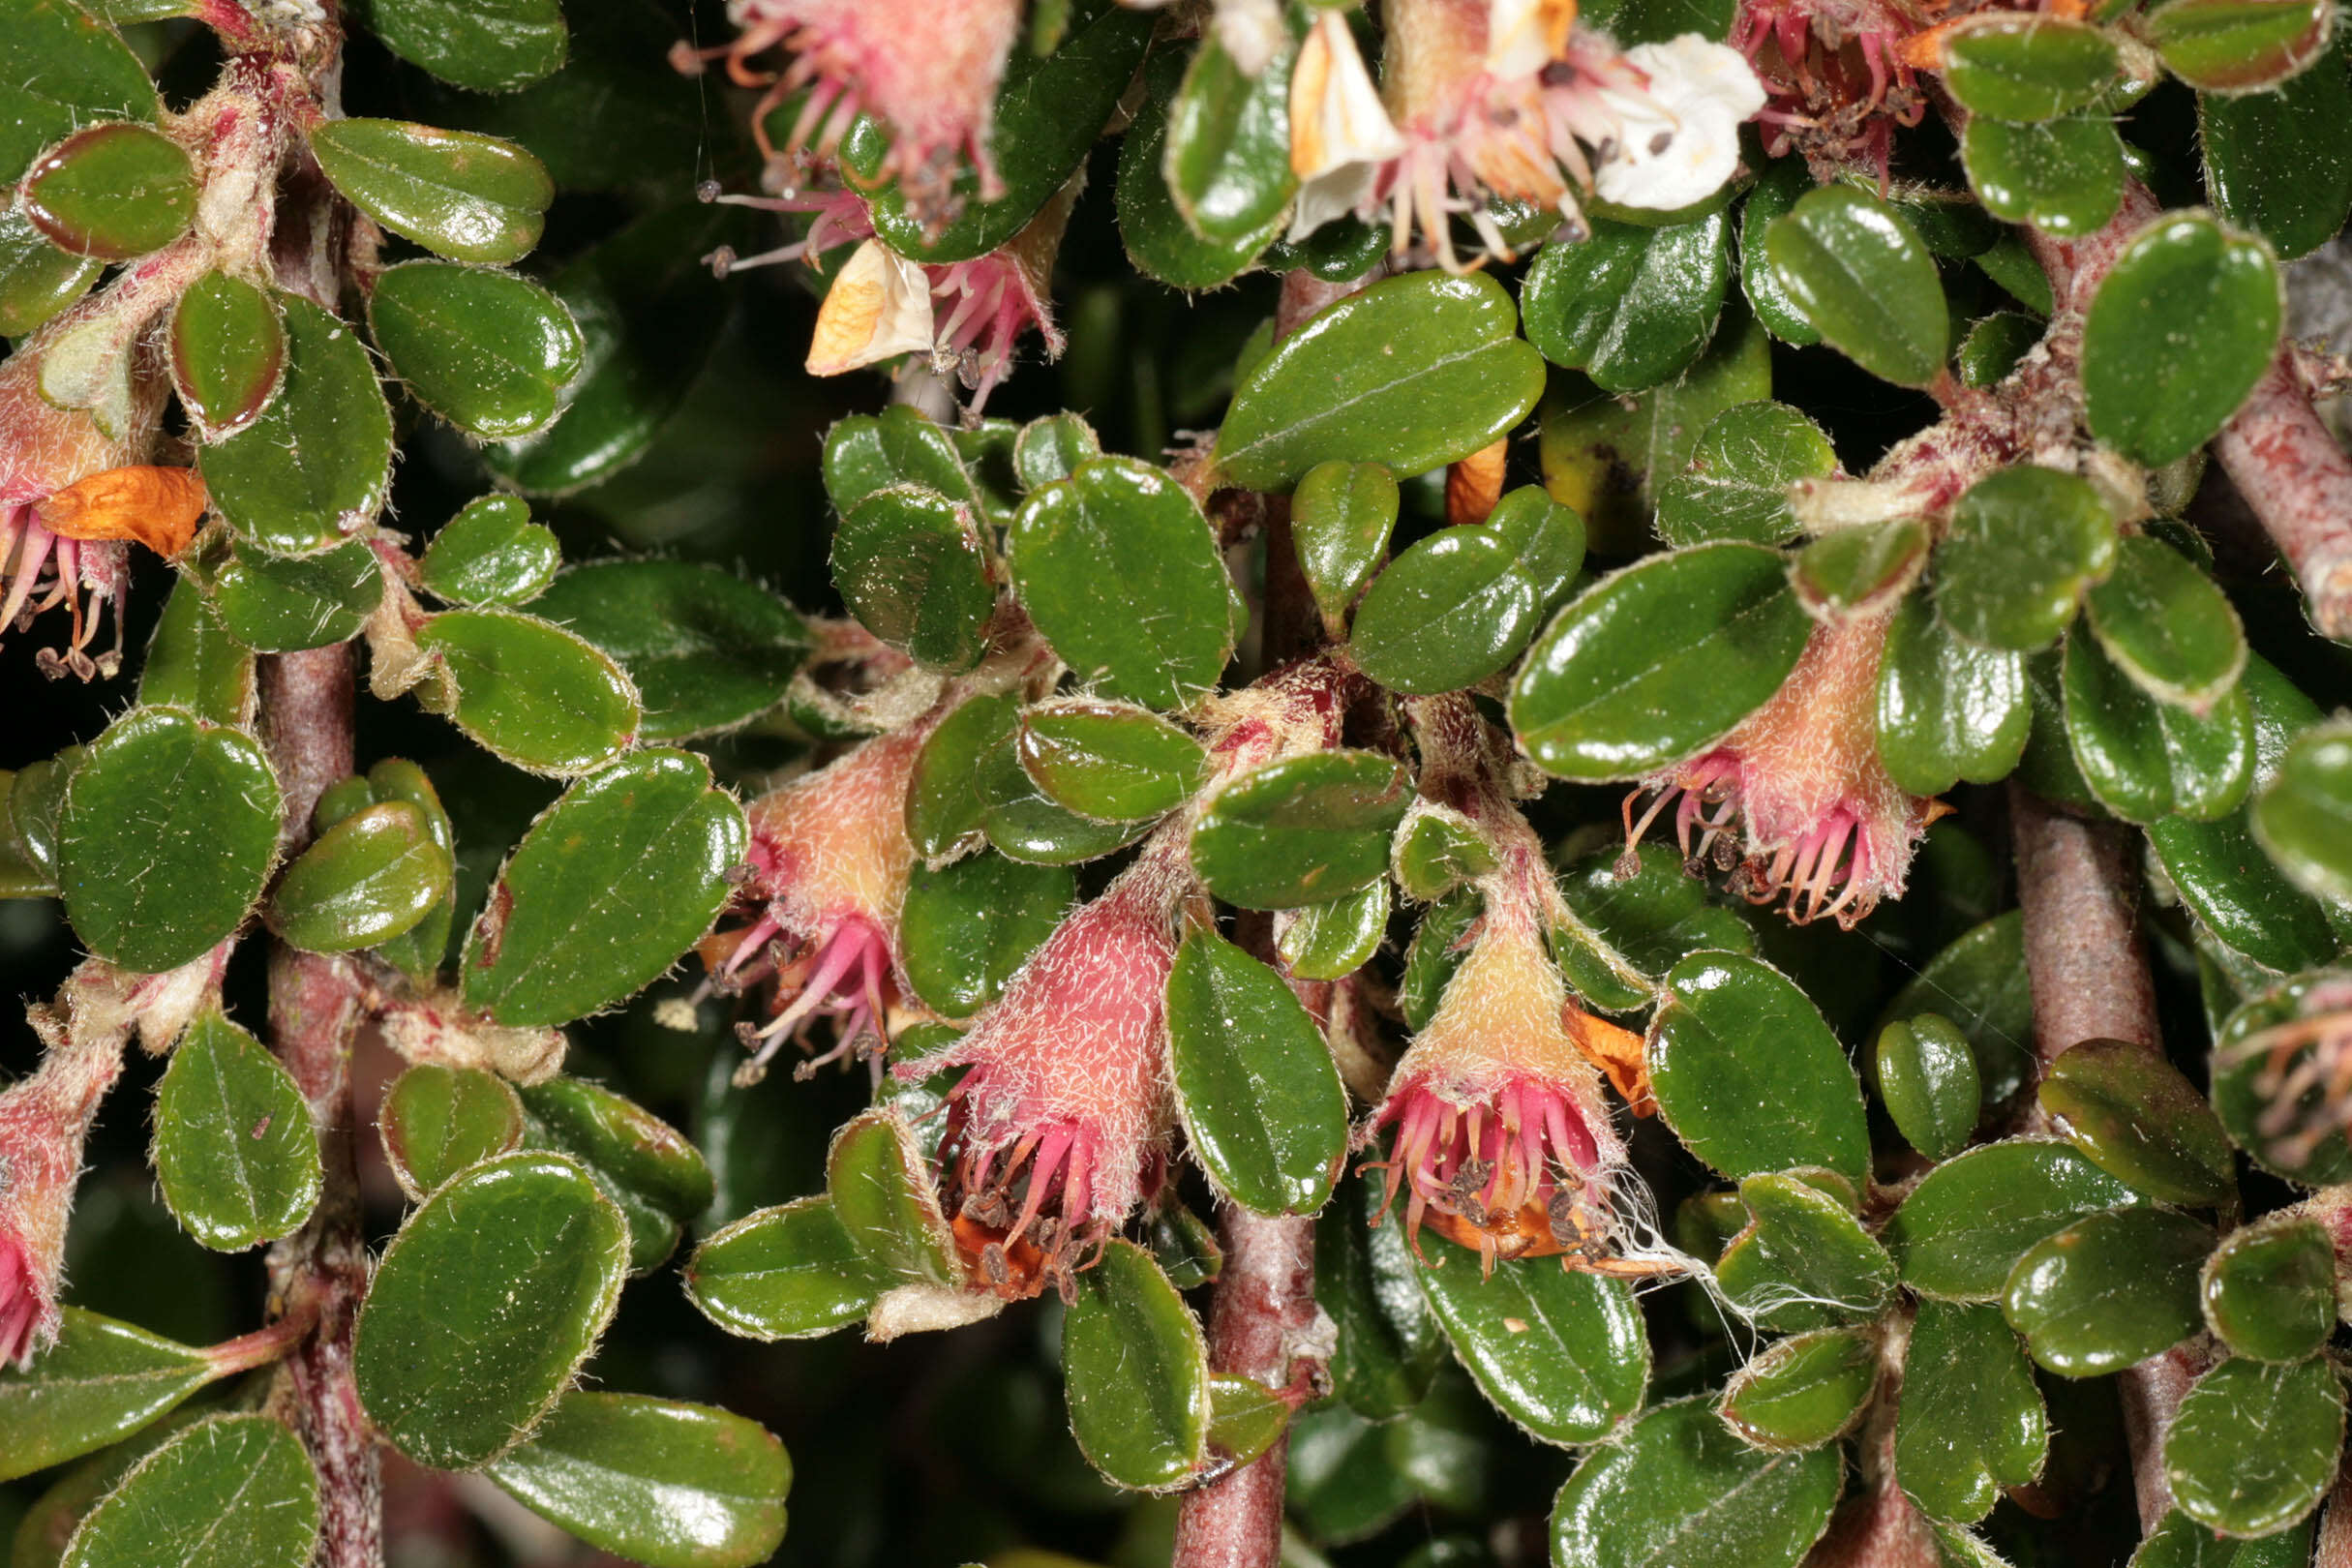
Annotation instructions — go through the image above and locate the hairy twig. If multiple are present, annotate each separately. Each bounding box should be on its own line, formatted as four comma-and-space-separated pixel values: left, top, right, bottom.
2009, 784, 2203, 1530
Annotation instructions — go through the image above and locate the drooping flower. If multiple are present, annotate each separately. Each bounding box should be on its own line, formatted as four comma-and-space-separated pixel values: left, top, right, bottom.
0, 337, 196, 681
910, 841, 1188, 1301
0, 1006, 128, 1367
1621, 609, 1939, 927
1287, 0, 1765, 269
2217, 971, 2352, 1172
713, 726, 928, 1084
1364, 899, 1637, 1275
1729, 0, 1927, 183
679, 0, 1021, 217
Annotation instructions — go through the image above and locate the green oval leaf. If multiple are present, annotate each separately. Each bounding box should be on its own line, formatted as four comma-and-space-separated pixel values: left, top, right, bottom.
2148, 0, 2332, 89
152, 1009, 320, 1251
1653, 400, 1838, 548
1764, 186, 1948, 386
417, 608, 640, 773
484, 1392, 791, 1568
308, 118, 552, 265
2083, 213, 2281, 468
826, 1108, 956, 1287
1933, 465, 2119, 651
2164, 1357, 2344, 1537
2200, 58, 2352, 261
1893, 1299, 2048, 1523
1291, 459, 1400, 628
417, 493, 560, 607
1190, 749, 1412, 910
1943, 16, 2119, 118
2251, 718, 2352, 905
56, 707, 281, 974
379, 1063, 526, 1197
1648, 951, 1871, 1188
1961, 115, 2124, 237
1552, 1397, 1841, 1568
2037, 1037, 2236, 1204
270, 799, 451, 953
368, 260, 583, 439
23, 121, 194, 261
684, 1196, 885, 1342
1885, 1138, 2146, 1301
1876, 591, 2032, 798
167, 271, 285, 439
2003, 1206, 2211, 1376
2201, 1216, 2336, 1364
1017, 700, 1206, 823
1010, 455, 1233, 709
2064, 630, 2253, 825
210, 536, 381, 653
2084, 535, 2246, 710
831, 484, 996, 674
354, 1151, 628, 1469
1416, 1251, 1649, 1446
0, 1311, 219, 1484
1520, 214, 1731, 394
1062, 1240, 1210, 1493
1718, 1324, 1879, 1452
368, 0, 567, 92
1115, 46, 1284, 290
1215, 270, 1547, 490
462, 749, 744, 1028
898, 851, 1070, 1019
62, 1414, 317, 1568
1165, 927, 1348, 1216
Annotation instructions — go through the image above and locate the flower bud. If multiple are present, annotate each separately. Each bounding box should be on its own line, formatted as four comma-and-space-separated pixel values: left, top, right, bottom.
909, 842, 1190, 1300
1623, 610, 1938, 928
0, 1005, 129, 1366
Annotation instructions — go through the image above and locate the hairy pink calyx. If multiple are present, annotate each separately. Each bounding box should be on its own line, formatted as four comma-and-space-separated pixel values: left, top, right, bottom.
1729, 0, 1927, 183
1622, 610, 1939, 927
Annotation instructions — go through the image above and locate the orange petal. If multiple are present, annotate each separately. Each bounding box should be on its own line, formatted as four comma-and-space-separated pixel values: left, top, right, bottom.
32, 467, 207, 558
1565, 1005, 1656, 1117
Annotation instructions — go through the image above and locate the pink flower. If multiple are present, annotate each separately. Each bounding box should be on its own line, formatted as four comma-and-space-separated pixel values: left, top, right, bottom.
0, 1005, 128, 1368
1365, 902, 1637, 1275
1728, 0, 1926, 183
1622, 610, 1941, 927
909, 843, 1187, 1301
682, 0, 1021, 217
715, 727, 927, 1084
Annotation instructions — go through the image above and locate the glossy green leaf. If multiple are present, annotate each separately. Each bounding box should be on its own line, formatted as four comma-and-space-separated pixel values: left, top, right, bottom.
1764, 186, 1947, 386
55, 708, 280, 974
685, 1196, 885, 1342
61, 1415, 317, 1568
1062, 1240, 1210, 1493
1205, 1374, 1289, 1469
368, 260, 582, 439
367, 0, 567, 92
210, 537, 380, 654
2003, 1206, 2210, 1375
1876, 594, 2032, 796
2083, 213, 2281, 467
418, 493, 560, 606
529, 559, 808, 743
0, 200, 98, 337
1277, 882, 1390, 982
1116, 46, 1283, 290
2150, 655, 2339, 976
821, 404, 987, 519
1011, 412, 1101, 494
1521, 214, 1731, 394
2083, 535, 2246, 710
1415, 1249, 1647, 1446
977, 732, 1150, 865
485, 1392, 790, 1568
1166, 927, 1348, 1216
0, 1311, 219, 1483
308, 118, 551, 265
1215, 270, 1547, 490
1792, 518, 1927, 619
2199, 58, 2352, 261
1350, 489, 1583, 695
830, 484, 995, 674
379, 1063, 525, 1197
1648, 951, 1871, 1187
1191, 749, 1412, 909
200, 294, 394, 557
1391, 807, 1496, 902
1737, 157, 1822, 346
166, 272, 285, 439
1165, 20, 1299, 242
418, 608, 639, 773
1552, 1398, 1842, 1568
354, 1152, 628, 1469
2164, 1357, 2344, 1537
1291, 459, 1400, 628
1893, 1299, 2047, 1523
906, 690, 1017, 859
2132, 1509, 2314, 1568
358, 758, 457, 981
1717, 1170, 1897, 1329
1957, 310, 2043, 388
827, 1108, 956, 1287
898, 852, 1070, 1018
2065, 631, 2253, 825
0, 0, 158, 184
1943, 16, 2119, 118
1555, 841, 1753, 1010
2037, 1037, 2236, 1204
855, 0, 1154, 264
2200, 1216, 2336, 1363
1010, 456, 1233, 709
22, 122, 194, 261
1885, 1139, 2146, 1301
1654, 401, 1838, 549
2252, 719, 2352, 905
1510, 543, 1811, 781
2147, 0, 2333, 89
151, 1009, 319, 1251
1719, 1324, 1880, 1451
1017, 700, 1205, 823
518, 1075, 712, 1273
1933, 465, 2118, 651
1961, 115, 2124, 237
462, 749, 744, 1027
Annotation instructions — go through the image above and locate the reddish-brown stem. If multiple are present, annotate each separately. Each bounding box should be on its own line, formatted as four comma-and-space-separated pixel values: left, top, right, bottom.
259, 646, 380, 1568
2212, 358, 2352, 643
2008, 784, 2203, 1531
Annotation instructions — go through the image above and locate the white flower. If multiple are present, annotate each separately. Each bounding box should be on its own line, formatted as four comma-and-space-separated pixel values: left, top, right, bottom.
805, 239, 935, 377
1486, 0, 1578, 79
1286, 9, 1406, 240
1588, 35, 1765, 210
